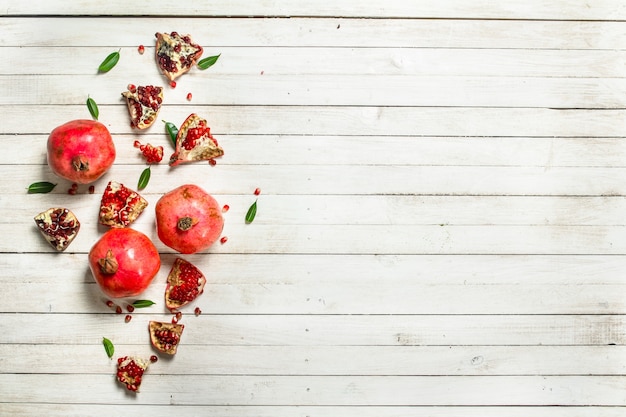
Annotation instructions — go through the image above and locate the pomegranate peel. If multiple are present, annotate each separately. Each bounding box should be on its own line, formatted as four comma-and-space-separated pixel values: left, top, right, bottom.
34, 207, 80, 251
149, 321, 184, 355
165, 258, 207, 312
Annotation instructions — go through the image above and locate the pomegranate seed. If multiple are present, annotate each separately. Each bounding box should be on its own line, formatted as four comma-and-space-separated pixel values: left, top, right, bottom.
171, 315, 178, 324
176, 311, 182, 320
208, 158, 217, 166
115, 306, 123, 314
254, 187, 261, 195
170, 81, 176, 88
222, 204, 230, 213
138, 44, 145, 54
125, 314, 132, 323
67, 188, 77, 195
88, 185, 95, 194
194, 307, 202, 316
127, 84, 136, 92
220, 236, 228, 244
105, 300, 114, 308
150, 355, 158, 363
71, 183, 78, 190
186, 92, 192, 101
126, 304, 135, 313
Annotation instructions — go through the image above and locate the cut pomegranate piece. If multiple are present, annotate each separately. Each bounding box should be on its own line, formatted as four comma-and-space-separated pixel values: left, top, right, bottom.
169, 113, 224, 166
116, 356, 149, 392
34, 207, 80, 251
149, 321, 184, 355
155, 32, 203, 82
99, 181, 148, 228
165, 258, 207, 311
121, 84, 163, 129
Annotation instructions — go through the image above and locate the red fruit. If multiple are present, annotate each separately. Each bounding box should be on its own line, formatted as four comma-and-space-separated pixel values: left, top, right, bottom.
134, 141, 164, 164
155, 31, 203, 82
149, 321, 184, 355
169, 114, 224, 166
155, 184, 224, 254
138, 45, 145, 54
88, 228, 161, 298
116, 356, 149, 392
121, 84, 163, 130
164, 258, 206, 311
47, 119, 116, 184
99, 181, 148, 228
34, 207, 80, 252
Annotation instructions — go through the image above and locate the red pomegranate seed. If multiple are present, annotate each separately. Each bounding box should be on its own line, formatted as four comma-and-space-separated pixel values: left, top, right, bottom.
126, 304, 135, 313
105, 300, 114, 308
125, 314, 132, 323
150, 355, 158, 363
186, 92, 192, 101
170, 81, 177, 88
194, 307, 202, 316
115, 306, 123, 314
138, 45, 145, 54
254, 187, 261, 195
71, 183, 78, 190
220, 236, 228, 244
222, 204, 230, 213
88, 185, 95, 194
208, 158, 217, 166
127, 84, 136, 93
68, 188, 77, 195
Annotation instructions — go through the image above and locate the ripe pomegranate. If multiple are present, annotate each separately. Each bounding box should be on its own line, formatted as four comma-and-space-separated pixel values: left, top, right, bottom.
155, 184, 224, 254
47, 119, 116, 184
88, 228, 161, 298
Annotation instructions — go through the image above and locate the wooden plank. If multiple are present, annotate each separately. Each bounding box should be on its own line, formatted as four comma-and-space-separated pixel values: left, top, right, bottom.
4, 74, 625, 108
1, 0, 624, 20
0, 313, 621, 346
1, 374, 625, 406
1, 18, 624, 50
1, 344, 624, 376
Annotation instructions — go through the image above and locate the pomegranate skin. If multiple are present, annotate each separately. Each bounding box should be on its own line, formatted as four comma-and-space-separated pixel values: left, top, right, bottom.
155, 184, 224, 254
47, 119, 116, 184
89, 228, 161, 298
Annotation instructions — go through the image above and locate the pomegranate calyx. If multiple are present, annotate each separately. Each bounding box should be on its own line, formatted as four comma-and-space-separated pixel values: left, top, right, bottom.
98, 249, 119, 274
177, 216, 198, 231
71, 155, 90, 172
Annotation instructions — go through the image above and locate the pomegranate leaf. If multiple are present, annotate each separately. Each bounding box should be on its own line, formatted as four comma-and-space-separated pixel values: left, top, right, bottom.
197, 54, 221, 70
102, 337, 114, 359
245, 200, 257, 224
132, 299, 156, 308
137, 167, 151, 190
98, 50, 120, 73
162, 120, 178, 147
27, 181, 57, 194
86, 96, 99, 120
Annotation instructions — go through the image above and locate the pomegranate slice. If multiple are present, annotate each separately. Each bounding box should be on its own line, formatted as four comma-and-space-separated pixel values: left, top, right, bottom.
155, 32, 203, 82
149, 321, 184, 355
99, 181, 148, 228
165, 258, 207, 312
169, 113, 224, 166
121, 84, 163, 129
34, 207, 80, 251
116, 356, 149, 392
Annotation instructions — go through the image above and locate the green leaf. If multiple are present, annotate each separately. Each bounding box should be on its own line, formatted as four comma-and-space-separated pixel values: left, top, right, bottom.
132, 299, 156, 308
137, 167, 151, 190
162, 120, 178, 147
98, 50, 120, 73
27, 181, 57, 194
102, 337, 114, 359
86, 96, 99, 120
197, 54, 221, 70
245, 200, 257, 224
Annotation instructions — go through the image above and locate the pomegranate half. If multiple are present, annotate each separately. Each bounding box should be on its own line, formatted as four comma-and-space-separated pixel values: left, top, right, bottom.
88, 228, 161, 298
47, 119, 116, 184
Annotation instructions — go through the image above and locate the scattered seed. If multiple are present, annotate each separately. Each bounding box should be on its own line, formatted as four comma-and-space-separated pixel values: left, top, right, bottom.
254, 187, 261, 195
208, 158, 217, 166
67, 188, 77, 195
125, 314, 132, 323
194, 307, 202, 316
89, 185, 95, 194
150, 355, 158, 363
186, 92, 192, 101
126, 304, 135, 313
115, 306, 123, 314
222, 204, 230, 213
105, 300, 114, 308
220, 236, 228, 244
138, 45, 145, 54
170, 81, 177, 88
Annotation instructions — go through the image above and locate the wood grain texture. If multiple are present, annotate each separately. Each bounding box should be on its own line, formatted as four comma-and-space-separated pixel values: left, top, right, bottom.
1, 1, 624, 416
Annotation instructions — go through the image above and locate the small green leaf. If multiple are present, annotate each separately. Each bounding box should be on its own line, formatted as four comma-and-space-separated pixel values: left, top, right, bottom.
162, 120, 178, 147
132, 299, 156, 308
245, 200, 257, 224
197, 54, 221, 70
137, 167, 151, 190
102, 337, 114, 359
27, 181, 57, 194
86, 96, 99, 120
98, 50, 120, 73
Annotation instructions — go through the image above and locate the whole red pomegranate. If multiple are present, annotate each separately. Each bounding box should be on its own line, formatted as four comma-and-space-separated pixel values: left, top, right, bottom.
47, 119, 116, 184
88, 228, 161, 298
155, 184, 224, 254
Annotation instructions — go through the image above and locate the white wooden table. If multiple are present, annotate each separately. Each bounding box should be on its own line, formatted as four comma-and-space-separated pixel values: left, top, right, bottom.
1, 1, 625, 416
